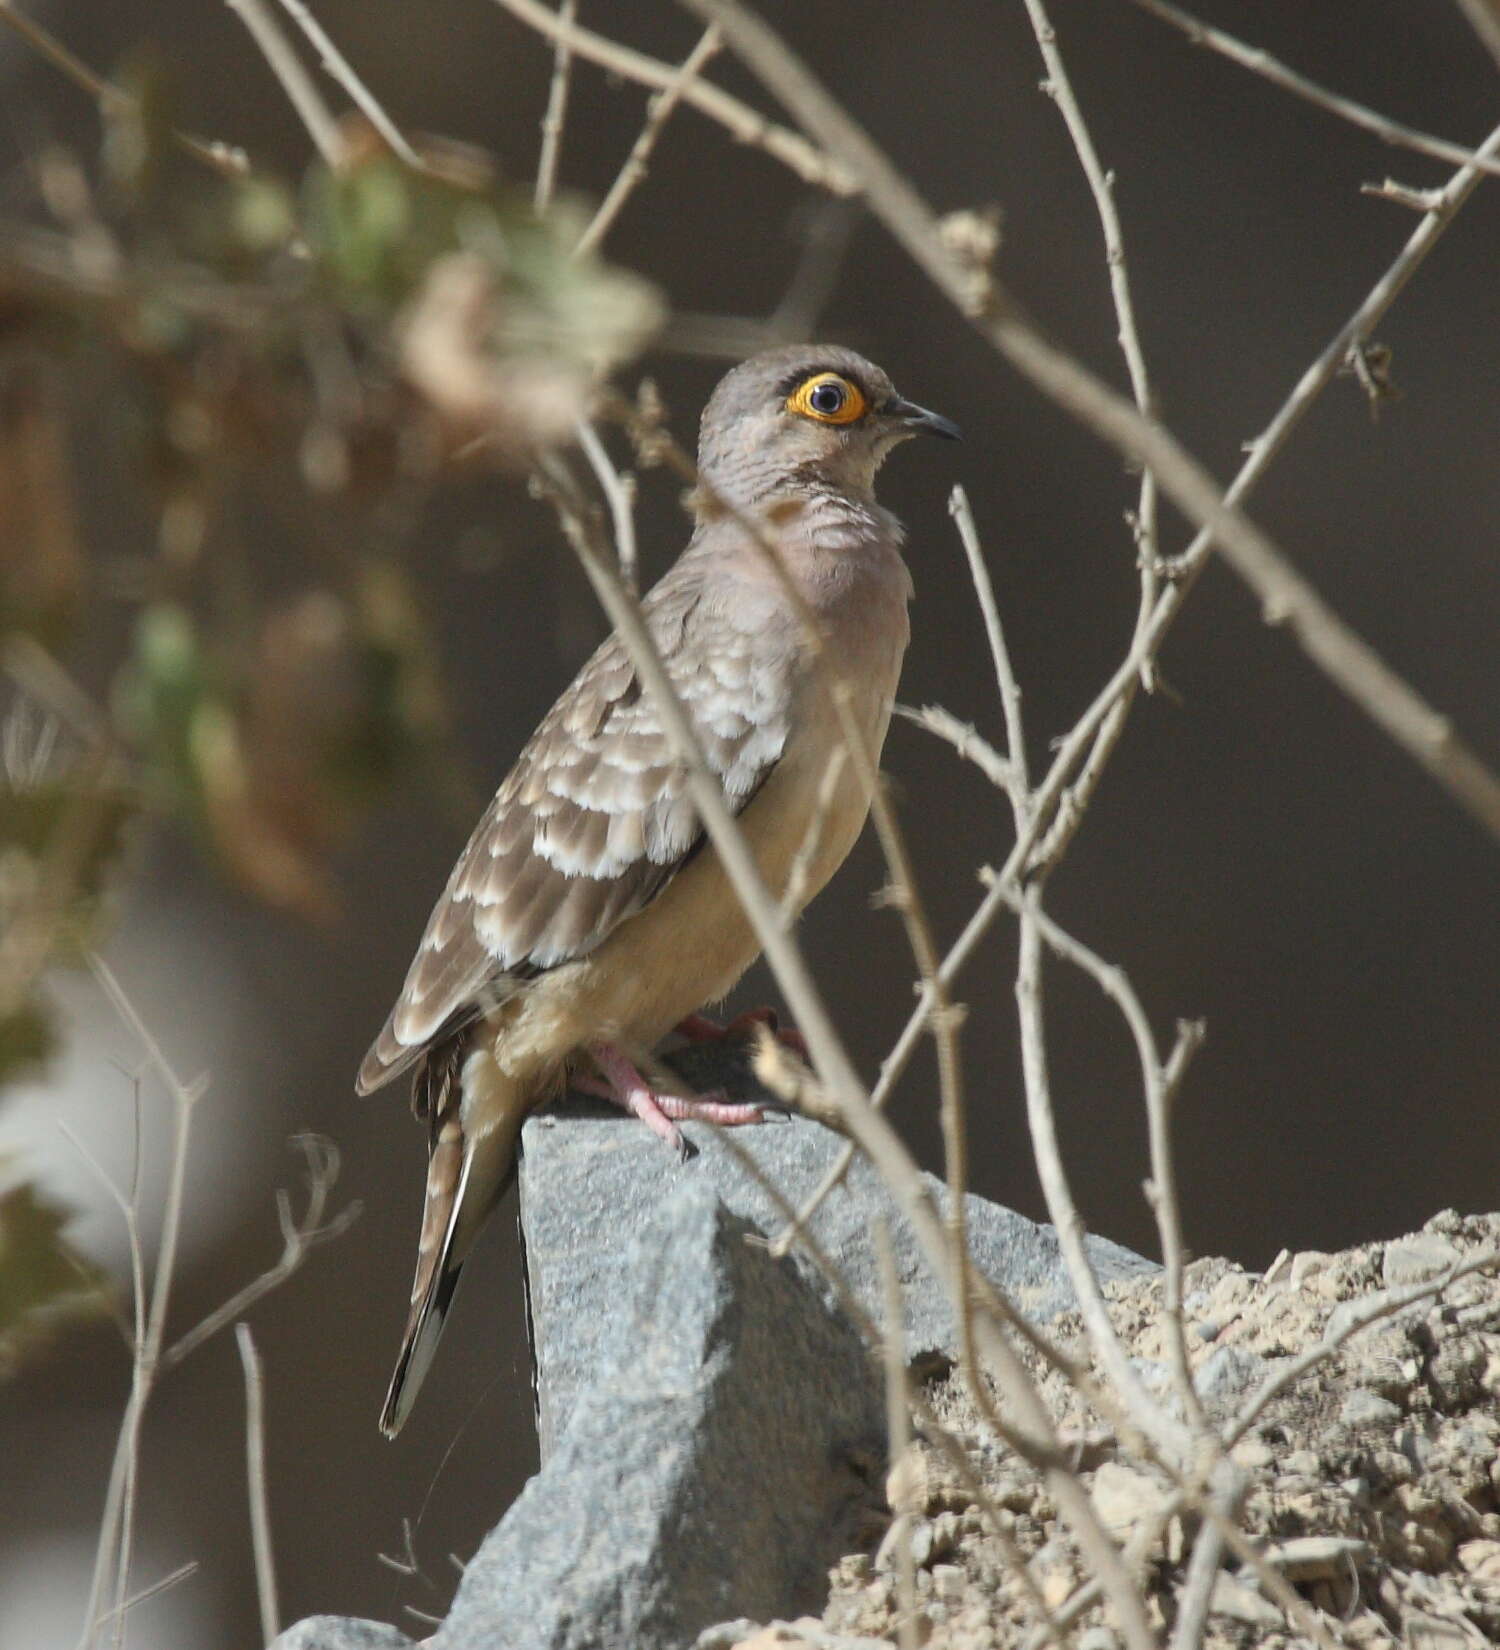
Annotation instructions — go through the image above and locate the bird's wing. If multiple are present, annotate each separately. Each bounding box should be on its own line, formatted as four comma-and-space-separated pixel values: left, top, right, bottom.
356, 557, 797, 1094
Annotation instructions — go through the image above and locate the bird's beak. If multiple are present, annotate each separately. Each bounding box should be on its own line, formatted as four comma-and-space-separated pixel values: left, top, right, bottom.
886, 396, 962, 442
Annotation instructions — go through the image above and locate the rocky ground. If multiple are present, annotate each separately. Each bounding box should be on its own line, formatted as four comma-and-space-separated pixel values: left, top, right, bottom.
702, 1211, 1500, 1650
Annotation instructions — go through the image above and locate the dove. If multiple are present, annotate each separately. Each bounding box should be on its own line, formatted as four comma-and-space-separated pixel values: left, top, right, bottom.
358, 344, 957, 1435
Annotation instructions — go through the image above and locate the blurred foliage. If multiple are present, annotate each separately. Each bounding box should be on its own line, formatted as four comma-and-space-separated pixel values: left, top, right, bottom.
0, 1171, 108, 1378
0, 63, 663, 1090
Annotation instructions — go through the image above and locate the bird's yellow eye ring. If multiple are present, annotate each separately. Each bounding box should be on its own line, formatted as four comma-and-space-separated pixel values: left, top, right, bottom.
785, 372, 868, 426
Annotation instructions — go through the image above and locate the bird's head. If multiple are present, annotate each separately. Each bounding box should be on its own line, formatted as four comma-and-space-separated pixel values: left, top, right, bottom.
695, 344, 959, 507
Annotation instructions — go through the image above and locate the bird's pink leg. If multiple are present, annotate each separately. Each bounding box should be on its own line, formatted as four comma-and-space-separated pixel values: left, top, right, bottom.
674, 1007, 809, 1060
580, 1040, 764, 1157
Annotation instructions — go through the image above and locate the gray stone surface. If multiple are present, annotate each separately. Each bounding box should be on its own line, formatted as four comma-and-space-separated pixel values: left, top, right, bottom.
268, 1618, 414, 1650
521, 1090, 1154, 1456
275, 1049, 1153, 1650
434, 1176, 883, 1650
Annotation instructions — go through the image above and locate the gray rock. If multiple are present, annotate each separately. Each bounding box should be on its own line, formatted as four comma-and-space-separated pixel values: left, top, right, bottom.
522, 1097, 1154, 1453
276, 1054, 1154, 1650
432, 1176, 883, 1650
268, 1620, 414, 1650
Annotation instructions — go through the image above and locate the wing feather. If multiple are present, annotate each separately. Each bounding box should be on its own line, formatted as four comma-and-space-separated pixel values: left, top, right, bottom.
356, 551, 798, 1095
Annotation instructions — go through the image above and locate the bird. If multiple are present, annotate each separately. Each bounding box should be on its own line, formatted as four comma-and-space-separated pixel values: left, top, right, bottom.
357, 344, 958, 1436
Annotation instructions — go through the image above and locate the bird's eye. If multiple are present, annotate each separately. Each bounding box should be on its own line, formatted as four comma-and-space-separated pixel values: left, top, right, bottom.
786, 372, 868, 426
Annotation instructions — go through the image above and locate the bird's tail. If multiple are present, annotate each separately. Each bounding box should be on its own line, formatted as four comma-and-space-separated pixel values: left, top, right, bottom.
380, 1043, 527, 1438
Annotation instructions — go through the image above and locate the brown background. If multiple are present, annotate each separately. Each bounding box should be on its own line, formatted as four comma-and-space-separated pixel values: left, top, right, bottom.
3, 2, 1499, 1644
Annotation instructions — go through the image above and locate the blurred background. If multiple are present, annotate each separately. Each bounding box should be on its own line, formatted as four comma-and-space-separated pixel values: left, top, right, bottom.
2, 1, 1498, 1643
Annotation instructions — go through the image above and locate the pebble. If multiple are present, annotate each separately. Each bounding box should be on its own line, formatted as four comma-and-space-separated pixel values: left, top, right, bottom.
1458, 1539, 1500, 1583
931, 1564, 966, 1603
1383, 1234, 1461, 1285
1209, 1574, 1282, 1626
1194, 1344, 1269, 1403
1090, 1461, 1163, 1543
1403, 1610, 1471, 1649
1262, 1535, 1370, 1581
1340, 1388, 1402, 1428
1231, 1437, 1274, 1470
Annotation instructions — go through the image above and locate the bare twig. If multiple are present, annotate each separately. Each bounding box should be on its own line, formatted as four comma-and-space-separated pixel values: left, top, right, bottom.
1125, 0, 1500, 178
993, 877, 1210, 1432
533, 0, 577, 210
489, 0, 855, 193
575, 23, 722, 255
161, 1137, 359, 1372
894, 703, 1013, 792
273, 0, 426, 169
679, 0, 1500, 847
1169, 1460, 1244, 1650
948, 487, 1029, 797
778, 745, 848, 920
74, 975, 353, 1648
223, 0, 342, 168
1013, 912, 1190, 1462
574, 420, 639, 593
874, 1223, 919, 1650
88, 1563, 199, 1630
1455, 0, 1500, 73
1020, 0, 1161, 648
236, 1324, 280, 1644
0, 2, 248, 176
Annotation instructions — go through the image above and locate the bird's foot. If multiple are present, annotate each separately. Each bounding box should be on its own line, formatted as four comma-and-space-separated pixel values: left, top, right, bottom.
674, 1007, 809, 1061
581, 1040, 764, 1159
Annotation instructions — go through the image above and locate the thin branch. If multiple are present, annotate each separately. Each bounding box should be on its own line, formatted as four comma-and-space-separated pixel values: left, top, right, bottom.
272, 0, 426, 169
0, 2, 248, 176
948, 486, 1029, 796
874, 1223, 919, 1650
679, 0, 1500, 848
88, 1563, 199, 1629
533, 0, 577, 210
894, 703, 1013, 792
1125, 0, 1500, 179
236, 1324, 280, 1644
223, 0, 342, 168
1021, 0, 1161, 650
994, 878, 1209, 1432
574, 420, 639, 593
1171, 1462, 1243, 1650
1455, 0, 1500, 73
161, 1137, 359, 1372
1013, 912, 1189, 1463
489, 0, 855, 193
575, 23, 722, 256
778, 745, 848, 921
